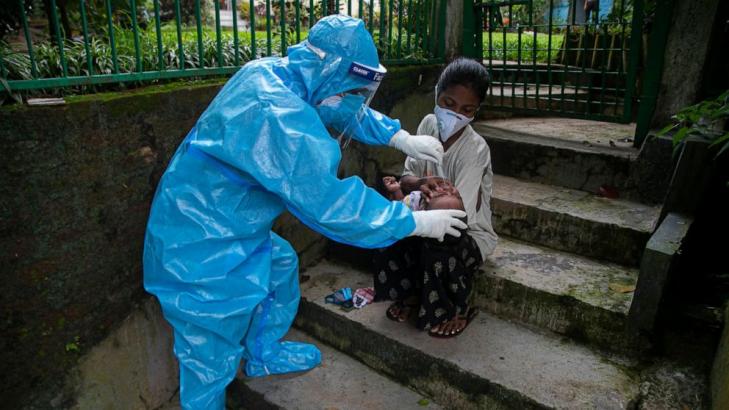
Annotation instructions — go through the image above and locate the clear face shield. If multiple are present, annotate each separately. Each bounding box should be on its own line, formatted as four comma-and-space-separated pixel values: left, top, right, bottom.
316, 62, 386, 149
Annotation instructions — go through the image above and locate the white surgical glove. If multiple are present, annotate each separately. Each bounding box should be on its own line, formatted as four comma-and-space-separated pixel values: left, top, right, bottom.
409, 209, 468, 242
388, 130, 444, 164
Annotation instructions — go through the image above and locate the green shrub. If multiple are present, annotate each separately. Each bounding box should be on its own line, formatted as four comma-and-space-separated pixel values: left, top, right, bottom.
482, 32, 564, 64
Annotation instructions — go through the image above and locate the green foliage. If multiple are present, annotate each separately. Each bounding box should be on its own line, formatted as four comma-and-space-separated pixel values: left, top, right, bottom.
657, 90, 729, 159
482, 32, 564, 64
0, 25, 260, 82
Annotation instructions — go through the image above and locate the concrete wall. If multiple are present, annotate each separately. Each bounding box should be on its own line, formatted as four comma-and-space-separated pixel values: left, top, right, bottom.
650, 0, 721, 128
712, 304, 729, 410
0, 64, 442, 409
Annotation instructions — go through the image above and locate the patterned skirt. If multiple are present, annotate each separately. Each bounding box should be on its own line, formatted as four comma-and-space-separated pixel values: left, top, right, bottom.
372, 234, 483, 330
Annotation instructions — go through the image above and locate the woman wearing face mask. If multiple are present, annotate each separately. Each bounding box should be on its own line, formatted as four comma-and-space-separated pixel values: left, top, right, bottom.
373, 58, 498, 338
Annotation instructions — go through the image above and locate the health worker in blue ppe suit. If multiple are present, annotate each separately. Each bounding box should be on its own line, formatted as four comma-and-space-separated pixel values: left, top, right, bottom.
143, 14, 467, 409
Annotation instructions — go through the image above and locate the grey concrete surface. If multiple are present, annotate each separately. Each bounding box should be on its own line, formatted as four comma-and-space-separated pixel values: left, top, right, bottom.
492, 174, 660, 265
296, 260, 640, 410
230, 329, 441, 410
477, 237, 639, 352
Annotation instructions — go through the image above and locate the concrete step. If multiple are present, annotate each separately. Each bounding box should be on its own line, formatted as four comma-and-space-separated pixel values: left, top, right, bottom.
472, 118, 655, 204
491, 174, 660, 266
228, 329, 441, 410
476, 237, 639, 352
295, 260, 641, 410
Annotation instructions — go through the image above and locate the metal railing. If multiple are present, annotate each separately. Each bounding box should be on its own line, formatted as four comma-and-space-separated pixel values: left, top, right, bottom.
464, 0, 644, 124
1, 0, 446, 93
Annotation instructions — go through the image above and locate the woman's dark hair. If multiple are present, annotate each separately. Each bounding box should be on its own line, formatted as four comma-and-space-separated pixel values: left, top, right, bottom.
435, 58, 490, 104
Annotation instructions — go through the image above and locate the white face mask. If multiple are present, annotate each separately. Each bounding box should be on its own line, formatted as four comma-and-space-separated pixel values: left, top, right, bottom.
434, 87, 474, 142
434, 105, 474, 142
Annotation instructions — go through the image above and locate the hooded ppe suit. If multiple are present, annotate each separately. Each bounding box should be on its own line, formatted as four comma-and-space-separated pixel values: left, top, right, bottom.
143, 15, 421, 410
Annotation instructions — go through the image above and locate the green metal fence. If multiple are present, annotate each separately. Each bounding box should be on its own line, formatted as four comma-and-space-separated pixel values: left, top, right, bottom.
464, 0, 644, 123
0, 0, 446, 93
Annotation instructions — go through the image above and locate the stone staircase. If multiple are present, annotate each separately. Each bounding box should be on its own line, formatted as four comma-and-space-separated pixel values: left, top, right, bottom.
227, 118, 701, 409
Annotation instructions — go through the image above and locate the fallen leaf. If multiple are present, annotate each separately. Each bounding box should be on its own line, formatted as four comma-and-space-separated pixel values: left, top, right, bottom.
609, 283, 636, 293
418, 398, 430, 406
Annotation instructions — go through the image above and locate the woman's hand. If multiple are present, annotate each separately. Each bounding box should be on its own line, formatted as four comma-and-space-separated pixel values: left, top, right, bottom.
419, 177, 457, 203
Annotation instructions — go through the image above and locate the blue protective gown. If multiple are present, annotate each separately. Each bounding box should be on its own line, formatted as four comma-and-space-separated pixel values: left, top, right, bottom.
143, 15, 416, 409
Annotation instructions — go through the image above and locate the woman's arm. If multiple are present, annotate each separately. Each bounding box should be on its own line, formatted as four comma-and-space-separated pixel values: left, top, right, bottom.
453, 144, 491, 219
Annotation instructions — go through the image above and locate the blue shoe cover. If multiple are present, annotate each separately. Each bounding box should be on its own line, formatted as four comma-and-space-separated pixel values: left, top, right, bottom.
245, 341, 322, 377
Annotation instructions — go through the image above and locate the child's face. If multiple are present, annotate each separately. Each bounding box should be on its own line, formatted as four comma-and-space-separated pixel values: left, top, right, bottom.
424, 189, 464, 211
436, 84, 480, 118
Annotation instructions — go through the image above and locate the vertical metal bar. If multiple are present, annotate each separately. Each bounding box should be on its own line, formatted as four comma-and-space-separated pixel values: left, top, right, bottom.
359, 0, 364, 22
379, 0, 386, 53
323, 0, 327, 15
571, 0, 576, 25
130, 0, 142, 72
598, 23, 608, 115
428, 0, 437, 58
560, 24, 569, 112
396, 0, 403, 58
413, 0, 421, 55
50, 0, 68, 76
514, 26, 521, 109
500, 17, 506, 106
522, 25, 527, 108
487, 7, 494, 99
437, 0, 445, 59
232, 0, 240, 65
78, 0, 93, 76
532, 22, 539, 110
634, 0, 670, 145
266, 0, 272, 56
613, 0, 626, 116
368, 0, 374, 33
250, 0, 257, 57
154, 0, 163, 70
105, 0, 119, 73
21, 0, 39, 78
215, 0, 223, 65
388, 0, 394, 58
348, 0, 352, 15
585, 26, 596, 116
336, 0, 340, 13
195, 0, 204, 67
576, 25, 589, 115
309, 0, 314, 28
295, 0, 301, 43
279, 0, 286, 56
623, 0, 641, 123
546, 0, 553, 110
173, 0, 184, 69
405, 0, 413, 54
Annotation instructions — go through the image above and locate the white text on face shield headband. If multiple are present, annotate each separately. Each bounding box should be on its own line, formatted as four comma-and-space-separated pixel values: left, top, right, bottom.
434, 105, 474, 142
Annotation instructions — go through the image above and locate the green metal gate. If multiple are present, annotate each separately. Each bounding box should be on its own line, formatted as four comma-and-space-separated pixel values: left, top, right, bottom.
463, 0, 645, 124
0, 0, 446, 93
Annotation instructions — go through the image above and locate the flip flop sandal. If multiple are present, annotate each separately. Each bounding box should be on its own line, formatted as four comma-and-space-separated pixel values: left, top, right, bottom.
353, 287, 375, 309
428, 308, 479, 338
325, 287, 353, 309
386, 300, 417, 322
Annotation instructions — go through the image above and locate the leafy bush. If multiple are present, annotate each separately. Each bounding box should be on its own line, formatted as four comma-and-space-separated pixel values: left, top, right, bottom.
482, 32, 564, 64
658, 90, 729, 159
